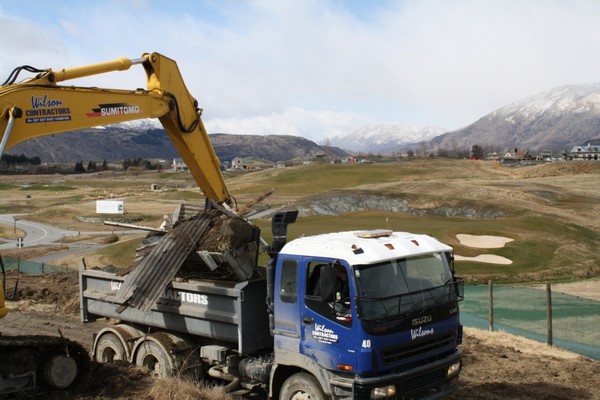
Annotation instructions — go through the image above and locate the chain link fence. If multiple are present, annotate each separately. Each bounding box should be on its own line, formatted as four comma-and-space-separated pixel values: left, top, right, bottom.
461, 283, 600, 360
1, 256, 73, 275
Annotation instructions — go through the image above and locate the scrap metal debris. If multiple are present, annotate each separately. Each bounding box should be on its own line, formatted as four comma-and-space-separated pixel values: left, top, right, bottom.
114, 206, 260, 313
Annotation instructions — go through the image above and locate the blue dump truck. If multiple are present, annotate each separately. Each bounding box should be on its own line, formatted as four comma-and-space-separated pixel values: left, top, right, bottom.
80, 210, 463, 399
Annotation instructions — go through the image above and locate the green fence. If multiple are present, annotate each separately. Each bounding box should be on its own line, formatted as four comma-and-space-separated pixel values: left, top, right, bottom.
1, 257, 73, 275
462, 284, 600, 360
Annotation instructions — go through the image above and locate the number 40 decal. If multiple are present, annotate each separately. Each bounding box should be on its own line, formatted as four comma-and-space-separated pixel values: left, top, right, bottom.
361, 339, 371, 348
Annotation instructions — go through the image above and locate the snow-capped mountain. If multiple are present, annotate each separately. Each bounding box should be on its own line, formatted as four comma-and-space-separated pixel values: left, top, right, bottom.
430, 84, 600, 152
98, 118, 162, 131
328, 123, 447, 153
491, 83, 600, 121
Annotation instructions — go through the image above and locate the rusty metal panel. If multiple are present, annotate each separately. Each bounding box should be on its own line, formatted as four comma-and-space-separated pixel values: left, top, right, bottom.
114, 212, 212, 312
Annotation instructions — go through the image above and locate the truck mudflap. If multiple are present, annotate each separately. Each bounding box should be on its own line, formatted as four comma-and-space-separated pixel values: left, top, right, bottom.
350, 349, 461, 400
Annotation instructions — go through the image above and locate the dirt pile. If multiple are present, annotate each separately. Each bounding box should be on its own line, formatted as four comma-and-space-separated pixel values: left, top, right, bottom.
514, 161, 600, 178
449, 328, 600, 400
3, 270, 80, 313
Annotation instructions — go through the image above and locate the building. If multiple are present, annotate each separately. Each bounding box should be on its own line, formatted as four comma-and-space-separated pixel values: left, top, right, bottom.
569, 143, 600, 161
536, 150, 554, 162
172, 158, 188, 172
485, 152, 500, 161
231, 157, 244, 170
500, 148, 533, 165
231, 157, 257, 170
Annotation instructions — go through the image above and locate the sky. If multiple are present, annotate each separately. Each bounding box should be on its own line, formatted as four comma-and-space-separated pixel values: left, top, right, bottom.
2, 0, 600, 143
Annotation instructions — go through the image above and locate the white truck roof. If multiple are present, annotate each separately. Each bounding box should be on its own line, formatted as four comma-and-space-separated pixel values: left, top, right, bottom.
280, 229, 452, 265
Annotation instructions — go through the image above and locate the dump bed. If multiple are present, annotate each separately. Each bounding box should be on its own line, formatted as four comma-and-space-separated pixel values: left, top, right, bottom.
79, 267, 271, 354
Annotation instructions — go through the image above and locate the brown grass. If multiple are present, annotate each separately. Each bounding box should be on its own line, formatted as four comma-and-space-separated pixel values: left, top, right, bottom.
149, 378, 233, 400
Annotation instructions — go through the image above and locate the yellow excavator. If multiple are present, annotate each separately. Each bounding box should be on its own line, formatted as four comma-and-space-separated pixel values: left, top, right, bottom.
0, 52, 255, 396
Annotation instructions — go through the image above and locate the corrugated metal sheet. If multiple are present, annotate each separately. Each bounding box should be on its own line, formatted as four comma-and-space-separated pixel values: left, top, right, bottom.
114, 212, 213, 313
171, 201, 204, 225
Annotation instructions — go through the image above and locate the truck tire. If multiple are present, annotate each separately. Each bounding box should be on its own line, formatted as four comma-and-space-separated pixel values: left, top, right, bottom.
134, 339, 174, 378
95, 333, 126, 363
280, 372, 326, 400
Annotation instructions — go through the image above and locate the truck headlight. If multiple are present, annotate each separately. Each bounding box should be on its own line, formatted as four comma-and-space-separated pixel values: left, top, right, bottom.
371, 385, 396, 399
447, 361, 461, 376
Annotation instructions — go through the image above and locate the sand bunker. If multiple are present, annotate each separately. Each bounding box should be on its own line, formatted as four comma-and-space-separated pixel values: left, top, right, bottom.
456, 234, 514, 248
455, 234, 514, 265
454, 254, 513, 265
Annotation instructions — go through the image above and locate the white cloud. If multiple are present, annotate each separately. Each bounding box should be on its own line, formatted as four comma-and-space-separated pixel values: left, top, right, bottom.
206, 107, 371, 143
3, 0, 600, 137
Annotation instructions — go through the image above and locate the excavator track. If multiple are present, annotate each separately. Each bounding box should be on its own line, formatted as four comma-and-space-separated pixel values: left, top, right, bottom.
0, 335, 90, 397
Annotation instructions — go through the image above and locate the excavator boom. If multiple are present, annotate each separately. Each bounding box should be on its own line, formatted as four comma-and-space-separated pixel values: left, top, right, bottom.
0, 52, 231, 205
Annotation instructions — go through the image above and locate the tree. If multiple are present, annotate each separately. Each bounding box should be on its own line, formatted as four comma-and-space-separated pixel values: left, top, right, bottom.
1, 153, 42, 165
470, 145, 484, 160
74, 161, 86, 173
87, 160, 97, 172
436, 147, 450, 158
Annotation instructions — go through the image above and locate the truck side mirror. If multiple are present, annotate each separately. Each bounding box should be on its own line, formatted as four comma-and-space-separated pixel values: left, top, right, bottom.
319, 264, 335, 303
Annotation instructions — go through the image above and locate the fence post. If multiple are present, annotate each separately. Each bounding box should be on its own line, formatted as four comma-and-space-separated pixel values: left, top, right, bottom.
546, 283, 553, 346
488, 279, 494, 332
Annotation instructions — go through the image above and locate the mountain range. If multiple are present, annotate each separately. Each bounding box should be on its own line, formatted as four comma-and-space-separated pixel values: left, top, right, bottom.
328, 123, 446, 154
430, 84, 600, 153
5, 127, 348, 165
5, 83, 600, 163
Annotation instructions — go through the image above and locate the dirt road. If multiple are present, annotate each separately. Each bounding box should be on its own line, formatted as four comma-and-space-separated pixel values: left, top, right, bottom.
2, 271, 599, 399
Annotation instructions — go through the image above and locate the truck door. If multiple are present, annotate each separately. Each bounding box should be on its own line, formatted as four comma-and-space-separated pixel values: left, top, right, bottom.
300, 260, 356, 371
273, 258, 301, 352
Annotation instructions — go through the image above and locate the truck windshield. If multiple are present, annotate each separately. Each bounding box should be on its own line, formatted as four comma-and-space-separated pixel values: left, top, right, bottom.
355, 253, 458, 322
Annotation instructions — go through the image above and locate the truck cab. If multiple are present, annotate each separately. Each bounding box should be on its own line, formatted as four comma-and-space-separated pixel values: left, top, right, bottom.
271, 229, 463, 399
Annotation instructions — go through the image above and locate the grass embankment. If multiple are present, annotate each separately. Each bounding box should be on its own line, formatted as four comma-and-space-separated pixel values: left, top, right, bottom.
91, 234, 145, 268
0, 224, 25, 240
242, 160, 600, 284
3, 159, 599, 283
255, 210, 599, 284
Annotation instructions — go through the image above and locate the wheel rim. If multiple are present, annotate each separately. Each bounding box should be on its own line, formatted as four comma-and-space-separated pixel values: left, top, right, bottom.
141, 354, 161, 375
96, 333, 125, 363
99, 347, 118, 362
289, 388, 314, 400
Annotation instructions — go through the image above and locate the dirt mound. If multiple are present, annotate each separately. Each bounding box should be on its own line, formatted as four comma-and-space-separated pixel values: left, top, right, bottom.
3, 270, 80, 314
449, 328, 600, 400
514, 161, 600, 179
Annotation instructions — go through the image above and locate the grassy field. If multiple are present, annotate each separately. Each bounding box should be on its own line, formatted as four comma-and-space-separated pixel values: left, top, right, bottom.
1, 159, 599, 283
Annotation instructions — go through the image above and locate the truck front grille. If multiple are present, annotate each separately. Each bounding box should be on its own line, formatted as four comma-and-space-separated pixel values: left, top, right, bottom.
402, 367, 447, 393
381, 333, 454, 366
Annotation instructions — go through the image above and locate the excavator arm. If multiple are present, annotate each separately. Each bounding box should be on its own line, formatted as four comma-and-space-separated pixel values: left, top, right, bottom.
0, 52, 231, 205
0, 54, 263, 396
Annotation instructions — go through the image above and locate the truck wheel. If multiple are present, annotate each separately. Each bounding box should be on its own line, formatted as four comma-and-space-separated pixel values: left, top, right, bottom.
134, 339, 174, 378
95, 333, 126, 363
280, 372, 326, 400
